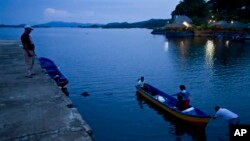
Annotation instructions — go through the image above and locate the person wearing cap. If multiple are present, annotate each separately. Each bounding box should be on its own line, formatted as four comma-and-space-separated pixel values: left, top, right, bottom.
212, 106, 240, 125
21, 25, 35, 78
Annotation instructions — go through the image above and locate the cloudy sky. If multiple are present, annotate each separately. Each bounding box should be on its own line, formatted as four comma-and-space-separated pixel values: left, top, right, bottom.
0, 0, 180, 24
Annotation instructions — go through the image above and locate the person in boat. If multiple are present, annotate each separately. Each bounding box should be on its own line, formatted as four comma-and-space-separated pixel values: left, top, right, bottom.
138, 76, 147, 90
176, 94, 185, 111
138, 76, 149, 92
212, 106, 240, 125
172, 85, 190, 109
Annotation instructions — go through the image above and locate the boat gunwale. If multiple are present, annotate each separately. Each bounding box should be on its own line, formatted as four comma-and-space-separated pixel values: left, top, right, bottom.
38, 57, 69, 85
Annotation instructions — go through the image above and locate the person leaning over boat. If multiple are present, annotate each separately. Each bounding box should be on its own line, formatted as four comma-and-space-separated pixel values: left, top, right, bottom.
21, 25, 36, 78
212, 106, 240, 125
172, 85, 190, 109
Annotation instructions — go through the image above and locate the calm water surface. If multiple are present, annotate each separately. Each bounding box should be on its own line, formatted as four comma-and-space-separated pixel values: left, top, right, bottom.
1, 28, 250, 141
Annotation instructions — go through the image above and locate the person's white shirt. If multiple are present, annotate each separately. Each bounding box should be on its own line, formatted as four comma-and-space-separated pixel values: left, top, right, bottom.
138, 80, 144, 88
215, 108, 238, 120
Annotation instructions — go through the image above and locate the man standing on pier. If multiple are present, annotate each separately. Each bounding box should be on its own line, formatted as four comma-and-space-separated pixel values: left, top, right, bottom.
21, 25, 35, 78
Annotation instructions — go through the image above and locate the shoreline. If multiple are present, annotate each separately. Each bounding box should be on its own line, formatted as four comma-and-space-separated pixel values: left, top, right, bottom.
151, 29, 250, 39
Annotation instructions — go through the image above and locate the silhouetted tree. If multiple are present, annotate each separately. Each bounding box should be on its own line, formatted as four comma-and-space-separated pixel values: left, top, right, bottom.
207, 0, 250, 23
172, 0, 209, 25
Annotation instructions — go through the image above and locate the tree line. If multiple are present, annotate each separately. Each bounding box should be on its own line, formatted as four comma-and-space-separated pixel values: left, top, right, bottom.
171, 0, 250, 25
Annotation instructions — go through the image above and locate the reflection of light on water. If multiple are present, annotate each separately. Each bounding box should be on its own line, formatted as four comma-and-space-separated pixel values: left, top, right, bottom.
225, 40, 230, 47
205, 40, 215, 67
180, 40, 187, 57
180, 41, 184, 48
164, 41, 169, 52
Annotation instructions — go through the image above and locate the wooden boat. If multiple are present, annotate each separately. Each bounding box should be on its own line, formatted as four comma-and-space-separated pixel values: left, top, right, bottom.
39, 57, 68, 87
136, 83, 210, 127
136, 93, 207, 140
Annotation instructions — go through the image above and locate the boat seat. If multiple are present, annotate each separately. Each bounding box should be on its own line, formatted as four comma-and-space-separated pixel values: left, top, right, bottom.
182, 107, 194, 113
154, 95, 166, 103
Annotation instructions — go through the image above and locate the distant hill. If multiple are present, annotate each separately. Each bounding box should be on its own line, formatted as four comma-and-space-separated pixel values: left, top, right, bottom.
34, 19, 169, 28
1, 19, 170, 29
33, 21, 103, 28
0, 24, 25, 28
103, 19, 170, 28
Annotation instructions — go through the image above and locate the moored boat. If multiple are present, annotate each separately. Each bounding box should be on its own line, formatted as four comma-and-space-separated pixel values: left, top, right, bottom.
39, 57, 69, 96
136, 83, 210, 127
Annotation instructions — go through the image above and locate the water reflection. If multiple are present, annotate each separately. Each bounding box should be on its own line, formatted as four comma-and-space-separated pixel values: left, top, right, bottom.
166, 38, 202, 60
205, 40, 215, 68
213, 39, 245, 66
136, 92, 207, 141
163, 41, 169, 52
166, 37, 246, 67
179, 40, 190, 59
225, 40, 230, 47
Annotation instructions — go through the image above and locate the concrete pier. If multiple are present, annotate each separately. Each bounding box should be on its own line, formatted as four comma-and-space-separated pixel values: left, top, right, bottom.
0, 40, 93, 141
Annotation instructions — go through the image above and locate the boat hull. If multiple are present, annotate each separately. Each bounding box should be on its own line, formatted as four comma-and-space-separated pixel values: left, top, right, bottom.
39, 57, 68, 87
136, 84, 210, 127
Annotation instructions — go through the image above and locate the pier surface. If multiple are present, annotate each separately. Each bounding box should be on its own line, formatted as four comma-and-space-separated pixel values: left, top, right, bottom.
0, 40, 93, 141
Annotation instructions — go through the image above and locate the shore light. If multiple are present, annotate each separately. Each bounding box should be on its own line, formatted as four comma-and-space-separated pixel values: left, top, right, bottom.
182, 21, 190, 28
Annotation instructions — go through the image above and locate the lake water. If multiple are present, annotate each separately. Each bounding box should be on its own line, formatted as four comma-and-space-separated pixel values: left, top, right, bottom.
1, 28, 250, 141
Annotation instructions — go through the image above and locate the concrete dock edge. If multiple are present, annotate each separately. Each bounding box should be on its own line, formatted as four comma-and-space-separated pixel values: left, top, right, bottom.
0, 40, 94, 141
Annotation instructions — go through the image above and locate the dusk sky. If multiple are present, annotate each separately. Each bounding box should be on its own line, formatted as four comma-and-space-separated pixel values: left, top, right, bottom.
0, 0, 180, 25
